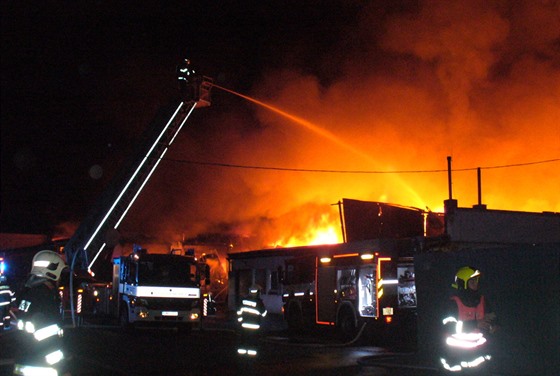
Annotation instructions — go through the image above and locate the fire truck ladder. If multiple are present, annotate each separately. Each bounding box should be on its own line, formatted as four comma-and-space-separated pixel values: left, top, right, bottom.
64, 88, 211, 273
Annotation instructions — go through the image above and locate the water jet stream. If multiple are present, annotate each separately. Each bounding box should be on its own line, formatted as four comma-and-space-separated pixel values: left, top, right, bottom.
212, 84, 425, 207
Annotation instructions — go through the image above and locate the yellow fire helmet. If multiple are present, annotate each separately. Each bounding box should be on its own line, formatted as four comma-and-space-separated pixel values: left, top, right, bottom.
452, 266, 481, 290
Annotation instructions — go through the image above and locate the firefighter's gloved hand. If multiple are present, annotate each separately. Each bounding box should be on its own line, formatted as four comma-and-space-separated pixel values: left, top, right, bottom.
478, 312, 497, 334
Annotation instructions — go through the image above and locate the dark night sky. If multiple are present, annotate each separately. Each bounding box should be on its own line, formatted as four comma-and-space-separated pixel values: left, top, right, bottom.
2, 1, 559, 245
1, 1, 360, 235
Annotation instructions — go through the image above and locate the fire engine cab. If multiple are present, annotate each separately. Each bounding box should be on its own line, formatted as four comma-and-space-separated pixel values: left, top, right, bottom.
282, 239, 418, 343
110, 246, 210, 331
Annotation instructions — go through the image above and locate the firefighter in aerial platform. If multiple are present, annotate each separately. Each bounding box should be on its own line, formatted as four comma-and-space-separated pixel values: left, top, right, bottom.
439, 266, 498, 374
12, 250, 69, 376
176, 57, 202, 103
236, 285, 267, 358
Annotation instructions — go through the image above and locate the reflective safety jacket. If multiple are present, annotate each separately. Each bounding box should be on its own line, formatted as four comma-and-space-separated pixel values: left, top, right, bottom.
0, 284, 16, 307
17, 280, 61, 327
1, 283, 15, 329
176, 62, 195, 82
237, 297, 267, 330
14, 278, 65, 375
450, 295, 485, 323
440, 294, 492, 372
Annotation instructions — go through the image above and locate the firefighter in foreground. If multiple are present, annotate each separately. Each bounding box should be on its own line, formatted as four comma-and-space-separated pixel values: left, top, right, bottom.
236, 285, 267, 358
12, 250, 68, 376
440, 266, 498, 373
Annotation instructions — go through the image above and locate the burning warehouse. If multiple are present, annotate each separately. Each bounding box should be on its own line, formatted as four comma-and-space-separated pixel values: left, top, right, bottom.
227, 196, 559, 371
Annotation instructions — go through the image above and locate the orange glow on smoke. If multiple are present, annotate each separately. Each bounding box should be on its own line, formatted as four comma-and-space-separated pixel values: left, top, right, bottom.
213, 84, 425, 209
120, 3, 560, 252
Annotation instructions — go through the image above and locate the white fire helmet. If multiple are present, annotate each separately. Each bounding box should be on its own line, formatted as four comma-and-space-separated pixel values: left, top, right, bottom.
30, 250, 67, 282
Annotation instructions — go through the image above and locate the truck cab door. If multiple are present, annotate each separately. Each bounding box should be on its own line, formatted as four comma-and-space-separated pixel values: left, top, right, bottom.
316, 263, 336, 325
358, 265, 376, 317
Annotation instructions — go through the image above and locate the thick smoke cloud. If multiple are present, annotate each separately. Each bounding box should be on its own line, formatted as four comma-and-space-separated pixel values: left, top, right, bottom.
120, 0, 559, 249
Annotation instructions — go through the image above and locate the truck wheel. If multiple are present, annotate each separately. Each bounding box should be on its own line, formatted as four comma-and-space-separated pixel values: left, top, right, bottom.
119, 306, 131, 331
287, 304, 304, 332
338, 309, 358, 340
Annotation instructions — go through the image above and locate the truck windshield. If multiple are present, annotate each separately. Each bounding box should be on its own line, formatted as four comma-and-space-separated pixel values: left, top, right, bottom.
137, 256, 197, 287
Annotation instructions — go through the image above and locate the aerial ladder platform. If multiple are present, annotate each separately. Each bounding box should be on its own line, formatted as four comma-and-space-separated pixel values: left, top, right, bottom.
64, 74, 213, 275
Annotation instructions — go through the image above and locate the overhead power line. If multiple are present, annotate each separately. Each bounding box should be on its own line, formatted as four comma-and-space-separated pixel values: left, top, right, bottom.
161, 157, 560, 174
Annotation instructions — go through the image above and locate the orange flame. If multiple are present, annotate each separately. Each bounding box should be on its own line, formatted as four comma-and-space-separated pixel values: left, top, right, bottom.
269, 214, 342, 248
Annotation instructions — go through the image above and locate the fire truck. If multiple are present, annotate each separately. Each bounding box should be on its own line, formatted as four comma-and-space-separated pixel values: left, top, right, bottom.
108, 246, 210, 330
282, 238, 418, 343
59, 62, 213, 326
63, 72, 213, 276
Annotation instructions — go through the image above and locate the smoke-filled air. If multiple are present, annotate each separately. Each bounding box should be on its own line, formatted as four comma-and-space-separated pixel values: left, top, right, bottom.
117, 1, 559, 251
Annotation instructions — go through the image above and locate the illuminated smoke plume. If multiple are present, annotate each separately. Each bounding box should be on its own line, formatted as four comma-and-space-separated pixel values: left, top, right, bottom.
120, 0, 559, 250
53, 222, 79, 242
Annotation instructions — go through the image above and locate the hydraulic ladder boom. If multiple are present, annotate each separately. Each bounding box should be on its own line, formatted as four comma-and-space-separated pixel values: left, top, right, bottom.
64, 76, 213, 273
